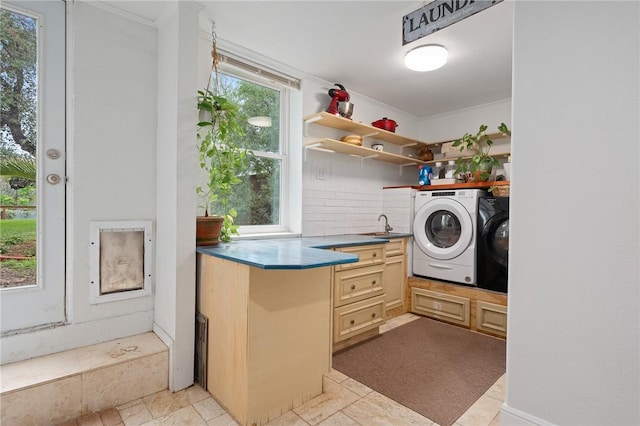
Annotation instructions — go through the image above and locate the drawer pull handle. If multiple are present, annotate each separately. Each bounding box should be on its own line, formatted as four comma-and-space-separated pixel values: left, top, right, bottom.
372, 253, 377, 257
351, 284, 356, 290
371, 313, 376, 318
371, 280, 376, 285
350, 320, 355, 325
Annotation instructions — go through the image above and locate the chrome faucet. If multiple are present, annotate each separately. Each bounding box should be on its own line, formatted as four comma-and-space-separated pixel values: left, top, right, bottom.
378, 214, 393, 233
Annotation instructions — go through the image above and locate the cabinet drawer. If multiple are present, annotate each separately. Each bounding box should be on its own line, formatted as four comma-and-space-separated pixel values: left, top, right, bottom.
411, 288, 470, 327
476, 301, 507, 338
333, 295, 385, 343
334, 265, 385, 307
334, 244, 385, 271
385, 239, 406, 257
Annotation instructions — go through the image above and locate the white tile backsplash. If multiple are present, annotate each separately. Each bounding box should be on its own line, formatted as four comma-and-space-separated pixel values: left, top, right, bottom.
302, 149, 417, 236
382, 188, 416, 234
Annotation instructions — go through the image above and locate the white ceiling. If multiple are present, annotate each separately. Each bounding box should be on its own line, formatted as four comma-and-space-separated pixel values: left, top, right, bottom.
105, 1, 513, 118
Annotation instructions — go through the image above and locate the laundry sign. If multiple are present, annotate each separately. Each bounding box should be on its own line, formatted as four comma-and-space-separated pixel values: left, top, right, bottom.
403, 0, 503, 45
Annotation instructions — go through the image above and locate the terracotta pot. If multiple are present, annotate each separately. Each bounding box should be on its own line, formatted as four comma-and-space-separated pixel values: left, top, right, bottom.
418, 147, 434, 161
196, 215, 224, 246
473, 160, 494, 182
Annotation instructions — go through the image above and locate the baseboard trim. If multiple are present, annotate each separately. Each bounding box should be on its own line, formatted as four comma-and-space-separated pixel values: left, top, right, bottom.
500, 403, 554, 425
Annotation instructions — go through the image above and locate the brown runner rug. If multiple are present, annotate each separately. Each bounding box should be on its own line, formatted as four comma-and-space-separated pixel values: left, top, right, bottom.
332, 317, 506, 426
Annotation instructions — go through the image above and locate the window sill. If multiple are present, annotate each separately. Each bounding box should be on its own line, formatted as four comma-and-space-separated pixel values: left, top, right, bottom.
234, 232, 301, 240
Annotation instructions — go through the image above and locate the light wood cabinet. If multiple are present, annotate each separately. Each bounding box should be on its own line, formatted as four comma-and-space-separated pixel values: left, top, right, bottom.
198, 254, 332, 425
333, 295, 385, 343
334, 264, 384, 307
332, 244, 386, 352
476, 301, 507, 338
334, 244, 384, 271
411, 287, 471, 327
383, 238, 407, 317
407, 276, 508, 338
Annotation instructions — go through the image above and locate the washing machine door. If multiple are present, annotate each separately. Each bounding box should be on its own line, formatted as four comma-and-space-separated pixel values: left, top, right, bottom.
414, 197, 474, 260
481, 213, 509, 267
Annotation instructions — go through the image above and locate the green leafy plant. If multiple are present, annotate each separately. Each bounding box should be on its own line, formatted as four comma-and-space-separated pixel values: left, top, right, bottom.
452, 123, 511, 181
196, 88, 252, 243
0, 156, 36, 180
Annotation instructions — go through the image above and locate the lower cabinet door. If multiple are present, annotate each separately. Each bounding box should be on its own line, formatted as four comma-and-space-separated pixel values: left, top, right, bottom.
333, 295, 385, 343
383, 255, 405, 311
476, 301, 507, 337
411, 288, 470, 327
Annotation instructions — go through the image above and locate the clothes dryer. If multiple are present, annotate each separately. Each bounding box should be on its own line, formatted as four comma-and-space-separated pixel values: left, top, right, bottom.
477, 196, 509, 293
413, 189, 486, 285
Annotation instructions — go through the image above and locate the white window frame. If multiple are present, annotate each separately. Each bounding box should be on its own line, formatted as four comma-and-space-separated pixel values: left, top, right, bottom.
216, 59, 299, 236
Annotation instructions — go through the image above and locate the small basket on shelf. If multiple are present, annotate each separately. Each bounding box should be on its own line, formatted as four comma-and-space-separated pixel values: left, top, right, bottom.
489, 184, 510, 197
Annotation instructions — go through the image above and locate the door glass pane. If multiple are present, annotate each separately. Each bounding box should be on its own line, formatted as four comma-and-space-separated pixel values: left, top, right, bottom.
0, 7, 37, 289
426, 210, 461, 248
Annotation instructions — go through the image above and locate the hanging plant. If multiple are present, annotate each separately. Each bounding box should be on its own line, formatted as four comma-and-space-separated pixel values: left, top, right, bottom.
196, 26, 252, 244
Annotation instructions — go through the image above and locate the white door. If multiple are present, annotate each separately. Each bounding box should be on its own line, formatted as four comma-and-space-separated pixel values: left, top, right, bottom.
1, 1, 66, 332
413, 197, 473, 260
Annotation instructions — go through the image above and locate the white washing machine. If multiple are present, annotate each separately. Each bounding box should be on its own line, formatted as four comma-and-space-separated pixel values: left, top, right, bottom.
413, 189, 486, 285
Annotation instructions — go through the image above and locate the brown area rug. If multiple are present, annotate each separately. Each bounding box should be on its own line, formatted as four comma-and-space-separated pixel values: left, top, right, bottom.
332, 317, 506, 426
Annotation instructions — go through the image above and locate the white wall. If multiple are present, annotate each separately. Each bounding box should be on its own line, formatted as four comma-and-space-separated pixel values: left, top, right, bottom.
153, 2, 202, 391
418, 98, 511, 143
503, 2, 639, 425
1, 2, 159, 364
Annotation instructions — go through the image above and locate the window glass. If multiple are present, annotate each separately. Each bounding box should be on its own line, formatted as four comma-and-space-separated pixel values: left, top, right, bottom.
210, 71, 284, 229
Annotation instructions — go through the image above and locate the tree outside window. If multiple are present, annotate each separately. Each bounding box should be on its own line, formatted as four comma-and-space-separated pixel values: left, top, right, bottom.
210, 72, 283, 228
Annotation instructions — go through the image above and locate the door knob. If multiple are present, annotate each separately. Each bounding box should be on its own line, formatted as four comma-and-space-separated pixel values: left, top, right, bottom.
46, 174, 61, 185
46, 149, 61, 159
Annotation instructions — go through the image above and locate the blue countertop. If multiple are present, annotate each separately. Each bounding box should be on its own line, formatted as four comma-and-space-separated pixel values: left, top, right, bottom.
196, 233, 412, 270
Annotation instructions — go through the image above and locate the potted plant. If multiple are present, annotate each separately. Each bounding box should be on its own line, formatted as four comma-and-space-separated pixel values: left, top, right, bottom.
196, 87, 252, 245
452, 123, 511, 182
195, 29, 253, 246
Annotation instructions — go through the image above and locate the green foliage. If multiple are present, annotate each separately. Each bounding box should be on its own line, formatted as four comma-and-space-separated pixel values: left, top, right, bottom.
217, 75, 280, 226
0, 155, 36, 180
0, 218, 35, 254
1, 9, 37, 155
2, 258, 36, 270
452, 123, 511, 181
196, 88, 252, 242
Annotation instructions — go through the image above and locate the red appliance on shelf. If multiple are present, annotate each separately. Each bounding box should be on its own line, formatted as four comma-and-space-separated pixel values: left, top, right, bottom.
326, 83, 350, 116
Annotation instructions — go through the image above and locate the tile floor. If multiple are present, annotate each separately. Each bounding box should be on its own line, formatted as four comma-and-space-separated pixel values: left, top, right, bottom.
60, 314, 505, 426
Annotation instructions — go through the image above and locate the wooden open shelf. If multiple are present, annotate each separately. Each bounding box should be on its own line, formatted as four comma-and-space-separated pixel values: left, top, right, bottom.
303, 111, 511, 170
304, 138, 428, 166
303, 112, 426, 148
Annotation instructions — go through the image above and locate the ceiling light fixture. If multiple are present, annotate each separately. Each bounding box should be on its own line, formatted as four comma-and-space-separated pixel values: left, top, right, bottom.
248, 116, 272, 127
404, 44, 448, 72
